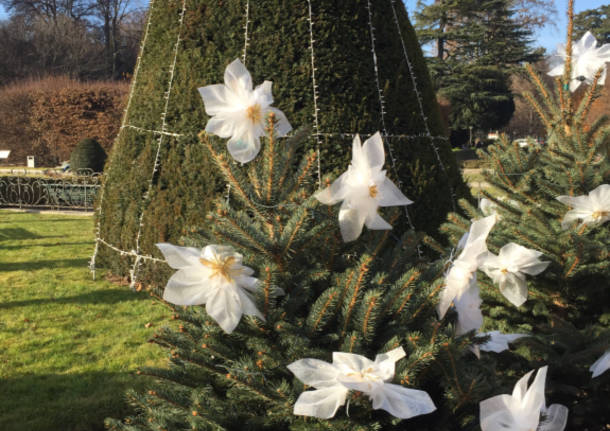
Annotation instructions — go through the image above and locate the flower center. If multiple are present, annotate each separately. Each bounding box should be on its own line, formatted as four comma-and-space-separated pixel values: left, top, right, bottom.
592, 210, 608, 220
199, 256, 239, 282
369, 185, 378, 198
501, 268, 508, 274
246, 104, 262, 123
346, 367, 382, 383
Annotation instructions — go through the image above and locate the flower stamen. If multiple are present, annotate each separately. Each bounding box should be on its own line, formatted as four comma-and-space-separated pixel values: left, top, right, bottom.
369, 185, 378, 198
246, 104, 262, 123
200, 256, 239, 282
592, 210, 608, 219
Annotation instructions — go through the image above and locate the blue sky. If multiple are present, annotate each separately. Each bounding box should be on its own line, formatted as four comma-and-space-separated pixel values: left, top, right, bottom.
0, 0, 607, 54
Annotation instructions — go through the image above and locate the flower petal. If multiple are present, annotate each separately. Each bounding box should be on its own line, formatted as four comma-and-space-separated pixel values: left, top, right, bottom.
224, 58, 253, 95
455, 282, 483, 335
338, 207, 366, 242
292, 386, 348, 419
539, 404, 569, 431
205, 113, 238, 139
480, 394, 520, 431
369, 383, 436, 419
373, 347, 406, 381
163, 270, 209, 306
498, 272, 528, 307
267, 107, 292, 137
227, 134, 261, 164
377, 178, 413, 207
235, 288, 265, 321
590, 350, 610, 378
288, 358, 341, 388
253, 80, 273, 108
156, 243, 202, 269
205, 284, 243, 333
479, 331, 527, 353
315, 172, 349, 205
365, 213, 392, 230
362, 132, 385, 168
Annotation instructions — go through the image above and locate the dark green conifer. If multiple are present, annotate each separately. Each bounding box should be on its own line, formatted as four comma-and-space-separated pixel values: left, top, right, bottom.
94, 0, 467, 287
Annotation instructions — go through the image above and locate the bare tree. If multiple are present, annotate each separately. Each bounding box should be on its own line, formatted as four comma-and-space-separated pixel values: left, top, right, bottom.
94, 0, 134, 79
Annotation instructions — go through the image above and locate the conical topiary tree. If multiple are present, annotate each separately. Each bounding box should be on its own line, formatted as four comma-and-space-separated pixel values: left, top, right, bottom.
92, 0, 468, 288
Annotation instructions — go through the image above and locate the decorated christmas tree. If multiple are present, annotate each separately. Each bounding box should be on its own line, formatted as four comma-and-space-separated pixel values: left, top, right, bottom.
91, 0, 468, 290
105, 90, 487, 429
438, 4, 610, 428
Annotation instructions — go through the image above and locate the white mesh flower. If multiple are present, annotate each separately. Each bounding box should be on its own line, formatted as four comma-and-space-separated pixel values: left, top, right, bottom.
480, 243, 550, 307
315, 132, 413, 242
288, 347, 436, 420
156, 243, 264, 333
480, 366, 568, 431
454, 278, 483, 337
478, 331, 527, 353
438, 215, 496, 319
198, 58, 292, 163
548, 31, 610, 92
590, 349, 610, 378
556, 184, 610, 229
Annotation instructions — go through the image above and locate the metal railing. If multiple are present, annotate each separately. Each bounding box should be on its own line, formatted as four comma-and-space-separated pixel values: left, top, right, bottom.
0, 169, 101, 211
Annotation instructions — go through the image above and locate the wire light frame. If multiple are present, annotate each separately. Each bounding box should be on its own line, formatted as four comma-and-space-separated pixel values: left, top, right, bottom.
91, 0, 458, 284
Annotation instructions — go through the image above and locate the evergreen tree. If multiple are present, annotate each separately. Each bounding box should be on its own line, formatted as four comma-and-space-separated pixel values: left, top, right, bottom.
94, 0, 467, 289
105, 116, 492, 431
440, 15, 610, 428
573, 5, 610, 45
414, 0, 540, 141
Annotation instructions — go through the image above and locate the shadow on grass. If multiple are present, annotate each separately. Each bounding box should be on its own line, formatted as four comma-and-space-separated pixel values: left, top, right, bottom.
0, 371, 151, 431
0, 227, 44, 240
0, 288, 151, 310
0, 258, 90, 272
0, 241, 91, 250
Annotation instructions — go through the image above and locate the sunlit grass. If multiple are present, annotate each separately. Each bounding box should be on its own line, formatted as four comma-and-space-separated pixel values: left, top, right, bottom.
0, 211, 169, 431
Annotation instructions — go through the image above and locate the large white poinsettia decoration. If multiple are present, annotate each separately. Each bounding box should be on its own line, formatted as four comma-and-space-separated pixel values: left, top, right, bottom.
556, 184, 610, 229
590, 349, 610, 378
157, 243, 264, 333
315, 132, 413, 242
198, 58, 292, 163
480, 366, 568, 431
548, 31, 610, 92
438, 215, 496, 319
480, 243, 550, 307
287, 347, 436, 420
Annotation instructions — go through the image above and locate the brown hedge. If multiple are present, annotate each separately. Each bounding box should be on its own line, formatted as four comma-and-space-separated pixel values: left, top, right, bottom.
0, 76, 127, 166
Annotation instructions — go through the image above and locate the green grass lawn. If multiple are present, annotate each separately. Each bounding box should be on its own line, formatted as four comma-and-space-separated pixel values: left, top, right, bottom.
0, 211, 169, 431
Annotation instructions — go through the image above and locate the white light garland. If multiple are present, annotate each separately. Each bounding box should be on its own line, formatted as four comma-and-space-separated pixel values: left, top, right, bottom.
306, 0, 322, 188
242, 0, 250, 63
366, 0, 418, 242
129, 0, 187, 289
120, 124, 185, 138
90, 0, 157, 280
389, 0, 457, 212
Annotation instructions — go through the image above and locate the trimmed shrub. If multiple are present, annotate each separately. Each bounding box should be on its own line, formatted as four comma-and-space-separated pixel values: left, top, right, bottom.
96, 0, 469, 286
70, 138, 108, 173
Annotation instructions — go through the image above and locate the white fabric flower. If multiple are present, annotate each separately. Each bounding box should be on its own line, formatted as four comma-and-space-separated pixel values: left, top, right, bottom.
480, 243, 550, 307
479, 198, 499, 218
454, 278, 483, 337
480, 366, 568, 431
315, 132, 413, 242
198, 58, 292, 163
438, 215, 496, 319
157, 243, 264, 333
590, 349, 610, 378
548, 31, 610, 92
478, 331, 527, 353
556, 184, 610, 229
288, 347, 436, 420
